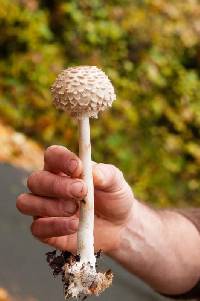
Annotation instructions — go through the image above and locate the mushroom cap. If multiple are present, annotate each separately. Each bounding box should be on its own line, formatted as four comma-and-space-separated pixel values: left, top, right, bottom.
51, 66, 116, 118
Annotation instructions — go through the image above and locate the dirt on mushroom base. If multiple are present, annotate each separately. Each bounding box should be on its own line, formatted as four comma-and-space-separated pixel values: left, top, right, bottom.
45, 250, 113, 299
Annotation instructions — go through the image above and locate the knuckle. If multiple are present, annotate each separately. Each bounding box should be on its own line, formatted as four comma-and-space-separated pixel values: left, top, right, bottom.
109, 164, 118, 173
68, 151, 78, 161
108, 164, 124, 189
16, 193, 26, 212
109, 164, 122, 178
51, 177, 64, 196
117, 169, 124, 181
51, 218, 58, 229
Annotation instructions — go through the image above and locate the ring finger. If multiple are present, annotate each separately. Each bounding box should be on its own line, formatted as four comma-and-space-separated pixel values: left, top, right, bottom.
17, 193, 78, 217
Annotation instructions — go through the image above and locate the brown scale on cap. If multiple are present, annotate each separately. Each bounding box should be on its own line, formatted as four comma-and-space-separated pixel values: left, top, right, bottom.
51, 66, 116, 118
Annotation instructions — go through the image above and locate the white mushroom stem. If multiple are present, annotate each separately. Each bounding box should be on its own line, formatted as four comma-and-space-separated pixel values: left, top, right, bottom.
77, 116, 96, 268
62, 116, 113, 299
51, 66, 115, 298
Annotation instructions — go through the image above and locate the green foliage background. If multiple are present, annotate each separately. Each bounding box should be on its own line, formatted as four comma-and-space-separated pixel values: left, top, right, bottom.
1, 0, 200, 206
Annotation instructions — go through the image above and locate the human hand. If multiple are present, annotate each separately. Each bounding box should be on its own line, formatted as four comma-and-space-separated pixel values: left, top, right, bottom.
16, 145, 134, 254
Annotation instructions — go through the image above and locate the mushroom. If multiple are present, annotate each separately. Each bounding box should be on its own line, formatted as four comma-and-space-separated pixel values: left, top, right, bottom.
51, 66, 116, 299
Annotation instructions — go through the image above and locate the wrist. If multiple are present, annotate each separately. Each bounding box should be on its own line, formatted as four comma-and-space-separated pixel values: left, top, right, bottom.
107, 200, 182, 292
108, 199, 164, 266
108, 202, 200, 295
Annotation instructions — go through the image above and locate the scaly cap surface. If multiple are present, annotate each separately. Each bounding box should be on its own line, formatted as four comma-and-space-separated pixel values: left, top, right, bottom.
51, 66, 116, 118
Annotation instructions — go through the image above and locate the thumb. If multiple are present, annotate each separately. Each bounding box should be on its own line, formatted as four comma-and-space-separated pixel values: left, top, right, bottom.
93, 163, 125, 192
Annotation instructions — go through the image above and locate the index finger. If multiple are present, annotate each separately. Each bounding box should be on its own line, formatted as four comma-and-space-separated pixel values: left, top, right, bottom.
44, 145, 82, 178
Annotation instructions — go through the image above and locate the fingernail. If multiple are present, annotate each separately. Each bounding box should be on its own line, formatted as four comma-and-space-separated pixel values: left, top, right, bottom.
68, 159, 78, 174
71, 181, 84, 198
69, 219, 79, 232
65, 200, 77, 214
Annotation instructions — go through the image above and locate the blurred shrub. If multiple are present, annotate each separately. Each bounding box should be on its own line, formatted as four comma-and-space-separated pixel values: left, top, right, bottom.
0, 0, 200, 206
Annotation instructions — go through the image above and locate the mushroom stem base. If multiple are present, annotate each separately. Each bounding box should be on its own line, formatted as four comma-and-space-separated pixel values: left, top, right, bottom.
64, 261, 113, 299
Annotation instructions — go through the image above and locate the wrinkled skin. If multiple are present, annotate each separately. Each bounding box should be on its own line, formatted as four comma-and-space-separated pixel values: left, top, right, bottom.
17, 145, 134, 254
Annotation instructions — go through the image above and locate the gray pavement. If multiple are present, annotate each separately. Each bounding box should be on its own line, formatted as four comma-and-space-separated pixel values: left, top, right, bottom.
0, 163, 166, 301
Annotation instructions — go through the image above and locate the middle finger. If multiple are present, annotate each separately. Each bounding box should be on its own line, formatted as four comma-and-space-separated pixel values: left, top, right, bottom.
27, 170, 87, 199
